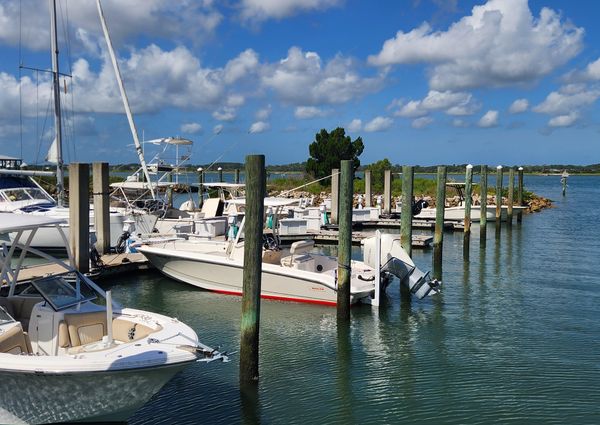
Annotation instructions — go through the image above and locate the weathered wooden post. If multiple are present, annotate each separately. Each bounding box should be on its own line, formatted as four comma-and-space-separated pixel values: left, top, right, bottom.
464, 164, 473, 234
235, 168, 240, 184
69, 163, 90, 274
239, 154, 266, 385
400, 166, 414, 257
166, 172, 173, 209
331, 168, 339, 225
507, 167, 515, 225
364, 169, 372, 207
218, 166, 223, 183
434, 166, 446, 250
197, 167, 204, 210
433, 166, 446, 280
463, 164, 473, 260
92, 162, 110, 255
480, 165, 488, 245
383, 169, 392, 215
337, 160, 353, 321
495, 165, 503, 225
517, 167, 524, 223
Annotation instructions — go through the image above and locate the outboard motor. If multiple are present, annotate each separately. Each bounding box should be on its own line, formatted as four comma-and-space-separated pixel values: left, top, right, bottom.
412, 199, 429, 216
363, 233, 441, 299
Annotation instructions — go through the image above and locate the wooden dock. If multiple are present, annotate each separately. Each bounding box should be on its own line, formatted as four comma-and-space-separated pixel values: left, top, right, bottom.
358, 218, 463, 230
15, 253, 149, 283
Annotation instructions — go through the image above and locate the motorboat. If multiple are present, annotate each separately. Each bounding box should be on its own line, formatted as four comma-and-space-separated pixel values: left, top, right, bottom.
413, 182, 527, 222
0, 157, 128, 249
0, 213, 227, 424
136, 199, 440, 305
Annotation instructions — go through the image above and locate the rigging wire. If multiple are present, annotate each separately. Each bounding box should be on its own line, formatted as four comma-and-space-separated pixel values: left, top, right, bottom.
18, 0, 23, 159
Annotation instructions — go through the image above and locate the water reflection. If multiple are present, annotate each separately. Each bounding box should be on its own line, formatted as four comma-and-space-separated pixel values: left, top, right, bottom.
335, 322, 354, 423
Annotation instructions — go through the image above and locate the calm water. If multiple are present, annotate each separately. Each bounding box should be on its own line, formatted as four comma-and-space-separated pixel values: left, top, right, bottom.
103, 175, 599, 424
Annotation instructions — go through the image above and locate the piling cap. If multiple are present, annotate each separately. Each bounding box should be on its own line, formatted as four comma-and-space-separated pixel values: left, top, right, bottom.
197, 167, 203, 172
217, 166, 222, 171
466, 164, 473, 169
497, 165, 503, 169
518, 167, 523, 170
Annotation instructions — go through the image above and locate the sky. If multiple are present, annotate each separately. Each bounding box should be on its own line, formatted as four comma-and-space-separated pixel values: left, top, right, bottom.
1, 0, 600, 167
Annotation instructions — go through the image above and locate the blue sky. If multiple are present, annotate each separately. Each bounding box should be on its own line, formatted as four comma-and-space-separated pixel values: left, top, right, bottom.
1, 0, 600, 166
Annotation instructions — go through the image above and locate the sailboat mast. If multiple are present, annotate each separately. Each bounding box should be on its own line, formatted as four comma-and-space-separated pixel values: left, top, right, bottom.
96, 0, 155, 198
49, 0, 65, 207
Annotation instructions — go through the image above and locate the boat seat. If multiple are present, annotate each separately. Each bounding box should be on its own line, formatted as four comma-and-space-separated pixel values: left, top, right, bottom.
0, 323, 31, 354
64, 311, 107, 347
262, 250, 281, 265
112, 318, 157, 342
289, 240, 314, 257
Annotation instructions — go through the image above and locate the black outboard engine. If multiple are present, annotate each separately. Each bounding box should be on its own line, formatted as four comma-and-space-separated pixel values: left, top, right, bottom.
412, 199, 429, 216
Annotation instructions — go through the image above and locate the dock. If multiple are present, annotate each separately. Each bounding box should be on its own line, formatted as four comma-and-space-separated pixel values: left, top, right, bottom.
15, 253, 149, 283
358, 218, 461, 230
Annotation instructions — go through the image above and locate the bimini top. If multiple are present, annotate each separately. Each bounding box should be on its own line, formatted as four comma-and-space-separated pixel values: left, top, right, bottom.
228, 197, 301, 207
0, 213, 65, 234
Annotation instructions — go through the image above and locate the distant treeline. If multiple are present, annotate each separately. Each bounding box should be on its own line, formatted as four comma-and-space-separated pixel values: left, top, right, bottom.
29, 162, 600, 174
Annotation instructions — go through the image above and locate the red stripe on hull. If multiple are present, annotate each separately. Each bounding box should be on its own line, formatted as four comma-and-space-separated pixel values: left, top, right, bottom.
211, 289, 338, 307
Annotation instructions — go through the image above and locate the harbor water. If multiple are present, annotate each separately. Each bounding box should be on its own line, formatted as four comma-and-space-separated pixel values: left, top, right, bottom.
102, 175, 599, 424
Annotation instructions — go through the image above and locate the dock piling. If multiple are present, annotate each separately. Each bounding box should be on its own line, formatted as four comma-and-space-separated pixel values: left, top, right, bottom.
464, 164, 473, 260
383, 170, 392, 216
197, 167, 204, 209
92, 162, 110, 255
331, 168, 339, 225
517, 167, 524, 223
507, 167, 515, 225
239, 155, 266, 384
434, 166, 446, 250
480, 165, 488, 246
235, 168, 240, 184
400, 166, 414, 257
69, 163, 90, 274
495, 165, 503, 226
364, 169, 372, 207
218, 166, 223, 183
337, 160, 353, 321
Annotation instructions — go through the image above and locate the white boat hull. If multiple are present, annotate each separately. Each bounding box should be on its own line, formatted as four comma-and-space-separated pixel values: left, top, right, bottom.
415, 205, 527, 222
0, 363, 188, 424
141, 248, 372, 306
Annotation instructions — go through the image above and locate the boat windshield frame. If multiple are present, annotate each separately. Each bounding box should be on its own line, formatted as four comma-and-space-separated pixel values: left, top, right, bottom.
30, 272, 98, 311
0, 306, 15, 325
0, 187, 54, 203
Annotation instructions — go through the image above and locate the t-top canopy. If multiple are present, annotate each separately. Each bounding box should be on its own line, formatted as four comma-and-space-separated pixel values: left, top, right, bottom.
144, 137, 193, 146
228, 197, 301, 207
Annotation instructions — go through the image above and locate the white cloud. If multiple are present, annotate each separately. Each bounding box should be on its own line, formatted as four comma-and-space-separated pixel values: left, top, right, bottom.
509, 98, 529, 113
294, 106, 327, 119
213, 124, 224, 135
261, 47, 384, 106
548, 112, 579, 127
212, 106, 237, 121
255, 104, 272, 120
394, 90, 479, 117
239, 0, 340, 22
533, 85, 600, 116
249, 121, 270, 133
364, 116, 393, 132
347, 119, 362, 132
0, 0, 223, 51
226, 94, 245, 107
224, 49, 260, 84
478, 110, 499, 127
452, 118, 469, 127
368, 0, 583, 91
412, 116, 433, 129
181, 122, 202, 134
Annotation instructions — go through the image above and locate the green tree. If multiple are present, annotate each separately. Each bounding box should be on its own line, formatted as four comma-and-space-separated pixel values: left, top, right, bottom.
367, 158, 392, 193
306, 127, 364, 179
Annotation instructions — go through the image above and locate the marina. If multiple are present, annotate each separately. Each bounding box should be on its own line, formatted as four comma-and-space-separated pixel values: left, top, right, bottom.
2, 0, 600, 423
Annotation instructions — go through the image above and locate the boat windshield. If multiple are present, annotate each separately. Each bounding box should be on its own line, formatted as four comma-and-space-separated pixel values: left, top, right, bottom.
0, 306, 15, 324
0, 188, 53, 203
31, 273, 98, 311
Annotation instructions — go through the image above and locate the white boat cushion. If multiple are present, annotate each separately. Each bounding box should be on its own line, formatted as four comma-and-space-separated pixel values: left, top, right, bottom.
64, 311, 107, 347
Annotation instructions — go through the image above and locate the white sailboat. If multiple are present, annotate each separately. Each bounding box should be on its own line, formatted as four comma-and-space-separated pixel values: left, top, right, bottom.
0, 214, 227, 424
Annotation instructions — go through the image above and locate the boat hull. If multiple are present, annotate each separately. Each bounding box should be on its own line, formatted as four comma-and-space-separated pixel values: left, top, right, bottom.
415, 205, 526, 222
142, 249, 367, 306
0, 363, 189, 424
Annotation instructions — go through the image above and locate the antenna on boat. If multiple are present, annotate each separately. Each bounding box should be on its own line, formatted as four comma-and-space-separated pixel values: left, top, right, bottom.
49, 0, 65, 207
96, 0, 155, 198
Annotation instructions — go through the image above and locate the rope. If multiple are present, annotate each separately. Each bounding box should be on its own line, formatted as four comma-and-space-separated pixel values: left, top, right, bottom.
279, 170, 340, 196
